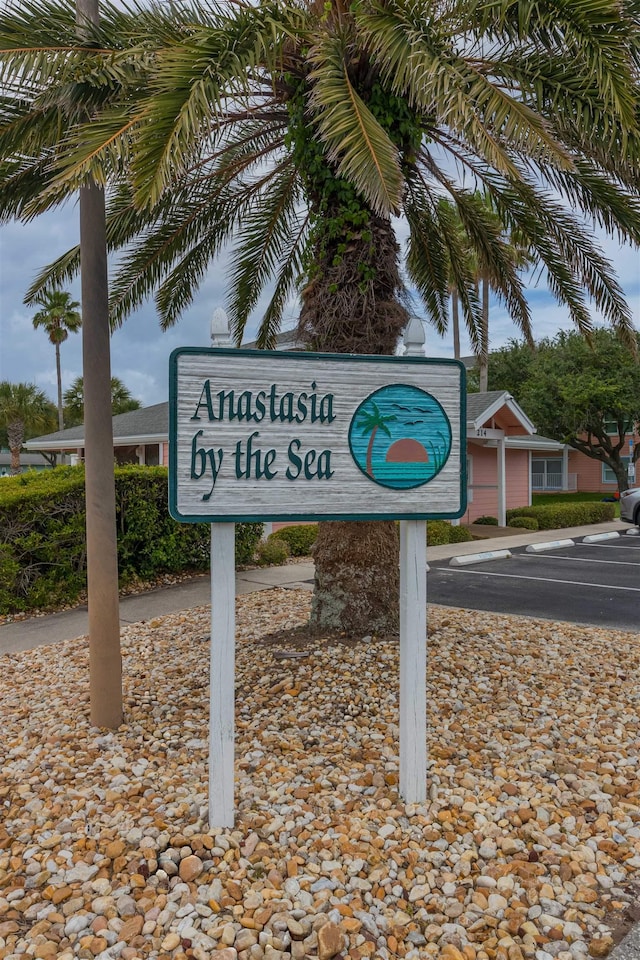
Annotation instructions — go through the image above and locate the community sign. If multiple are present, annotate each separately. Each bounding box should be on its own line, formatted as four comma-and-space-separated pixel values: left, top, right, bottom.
169, 348, 466, 522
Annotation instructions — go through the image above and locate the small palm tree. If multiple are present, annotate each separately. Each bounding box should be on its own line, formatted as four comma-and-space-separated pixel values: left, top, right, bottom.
63, 375, 141, 427
31, 289, 81, 430
0, 381, 55, 473
356, 403, 397, 479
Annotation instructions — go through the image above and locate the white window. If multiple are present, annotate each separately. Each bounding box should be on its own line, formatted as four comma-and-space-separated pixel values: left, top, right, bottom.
603, 418, 632, 436
602, 457, 630, 484
532, 458, 563, 490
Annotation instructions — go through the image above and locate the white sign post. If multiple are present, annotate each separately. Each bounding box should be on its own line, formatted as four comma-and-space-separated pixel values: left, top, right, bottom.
400, 318, 427, 804
170, 335, 465, 825
209, 311, 236, 827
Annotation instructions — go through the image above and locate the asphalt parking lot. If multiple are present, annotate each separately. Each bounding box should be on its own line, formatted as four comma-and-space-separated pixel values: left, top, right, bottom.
428, 533, 640, 631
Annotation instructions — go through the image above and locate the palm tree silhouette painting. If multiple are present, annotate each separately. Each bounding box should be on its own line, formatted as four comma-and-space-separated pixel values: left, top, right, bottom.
356, 402, 397, 480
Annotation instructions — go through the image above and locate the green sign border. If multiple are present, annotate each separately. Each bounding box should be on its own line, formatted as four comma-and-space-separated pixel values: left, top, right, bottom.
169, 347, 467, 523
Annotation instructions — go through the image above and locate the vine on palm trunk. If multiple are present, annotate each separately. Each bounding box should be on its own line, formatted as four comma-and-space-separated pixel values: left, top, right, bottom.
286, 75, 422, 354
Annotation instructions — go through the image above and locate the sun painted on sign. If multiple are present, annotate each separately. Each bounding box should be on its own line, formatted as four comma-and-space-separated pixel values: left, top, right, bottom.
349, 384, 452, 490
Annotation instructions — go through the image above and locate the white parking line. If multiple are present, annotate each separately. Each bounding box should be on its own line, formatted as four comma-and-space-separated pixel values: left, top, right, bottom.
522, 554, 640, 567
447, 569, 640, 592
581, 541, 640, 550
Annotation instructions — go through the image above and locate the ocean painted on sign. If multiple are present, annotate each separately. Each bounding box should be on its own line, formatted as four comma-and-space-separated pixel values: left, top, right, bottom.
349, 384, 452, 490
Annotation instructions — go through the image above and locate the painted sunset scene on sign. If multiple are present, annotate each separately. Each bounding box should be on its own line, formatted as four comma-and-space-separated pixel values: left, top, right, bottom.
349, 384, 452, 490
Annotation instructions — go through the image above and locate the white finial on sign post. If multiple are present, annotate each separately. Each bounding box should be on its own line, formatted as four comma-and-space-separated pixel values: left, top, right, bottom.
211, 307, 232, 346
400, 315, 428, 805
403, 317, 426, 357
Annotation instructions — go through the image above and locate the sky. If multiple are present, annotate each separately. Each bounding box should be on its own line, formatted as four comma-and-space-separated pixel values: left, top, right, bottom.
1, 204, 639, 410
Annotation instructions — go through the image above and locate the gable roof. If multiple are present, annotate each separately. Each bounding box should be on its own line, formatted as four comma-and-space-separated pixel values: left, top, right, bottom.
467, 390, 535, 434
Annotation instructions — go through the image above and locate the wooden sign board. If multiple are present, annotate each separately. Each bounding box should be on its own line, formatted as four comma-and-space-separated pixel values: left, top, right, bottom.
169, 348, 466, 522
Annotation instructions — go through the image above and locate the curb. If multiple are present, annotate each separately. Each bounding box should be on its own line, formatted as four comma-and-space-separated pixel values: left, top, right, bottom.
582, 531, 620, 543
525, 539, 574, 553
608, 922, 640, 960
450, 549, 512, 566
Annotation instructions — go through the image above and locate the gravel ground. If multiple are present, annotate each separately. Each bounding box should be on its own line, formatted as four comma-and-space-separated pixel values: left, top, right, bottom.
1, 589, 640, 960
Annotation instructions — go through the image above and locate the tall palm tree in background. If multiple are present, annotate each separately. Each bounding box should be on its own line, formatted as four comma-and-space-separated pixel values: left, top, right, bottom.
0, 381, 56, 473
0, 0, 639, 633
31, 288, 81, 430
439, 196, 534, 387
63, 375, 141, 427
475, 205, 535, 391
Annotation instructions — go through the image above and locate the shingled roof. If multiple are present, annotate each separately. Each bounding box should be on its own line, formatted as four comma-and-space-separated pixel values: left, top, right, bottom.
26, 402, 168, 450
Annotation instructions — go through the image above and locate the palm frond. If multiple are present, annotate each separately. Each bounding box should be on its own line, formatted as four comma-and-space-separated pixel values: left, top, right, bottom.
253, 213, 311, 349
129, 3, 307, 208
468, 0, 640, 134
402, 187, 450, 336
226, 162, 305, 343
307, 29, 403, 216
356, 1, 571, 177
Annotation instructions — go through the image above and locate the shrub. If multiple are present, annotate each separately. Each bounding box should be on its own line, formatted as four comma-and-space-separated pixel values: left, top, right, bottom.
234, 522, 265, 566
449, 524, 473, 543
507, 516, 539, 530
254, 537, 290, 566
270, 523, 318, 556
426, 521, 472, 545
506, 501, 615, 530
426, 520, 451, 545
0, 465, 263, 614
473, 515, 499, 525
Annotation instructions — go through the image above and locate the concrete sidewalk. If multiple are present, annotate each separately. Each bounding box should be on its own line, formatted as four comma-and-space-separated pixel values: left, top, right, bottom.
0, 563, 315, 656
0, 519, 632, 655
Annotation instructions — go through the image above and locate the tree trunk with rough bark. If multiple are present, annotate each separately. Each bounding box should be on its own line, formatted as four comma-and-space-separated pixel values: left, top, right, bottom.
478, 275, 490, 392
452, 289, 460, 360
611, 457, 630, 495
299, 212, 407, 636
7, 422, 22, 474
55, 342, 64, 431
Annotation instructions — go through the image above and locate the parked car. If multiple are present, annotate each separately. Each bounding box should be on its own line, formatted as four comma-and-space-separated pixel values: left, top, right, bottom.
620, 487, 640, 526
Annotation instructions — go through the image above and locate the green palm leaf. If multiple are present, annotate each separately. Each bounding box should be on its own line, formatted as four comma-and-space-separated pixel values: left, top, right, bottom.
307, 29, 404, 216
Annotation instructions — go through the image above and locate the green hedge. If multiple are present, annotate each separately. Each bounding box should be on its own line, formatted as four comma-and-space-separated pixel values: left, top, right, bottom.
427, 521, 473, 546
0, 466, 263, 614
506, 501, 615, 530
507, 516, 539, 530
270, 523, 318, 556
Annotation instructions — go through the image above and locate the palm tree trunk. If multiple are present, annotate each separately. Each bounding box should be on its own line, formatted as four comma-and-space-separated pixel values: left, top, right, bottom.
478, 274, 490, 392
7, 422, 22, 475
300, 211, 405, 635
77, 0, 122, 728
55, 342, 64, 431
452, 288, 461, 360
